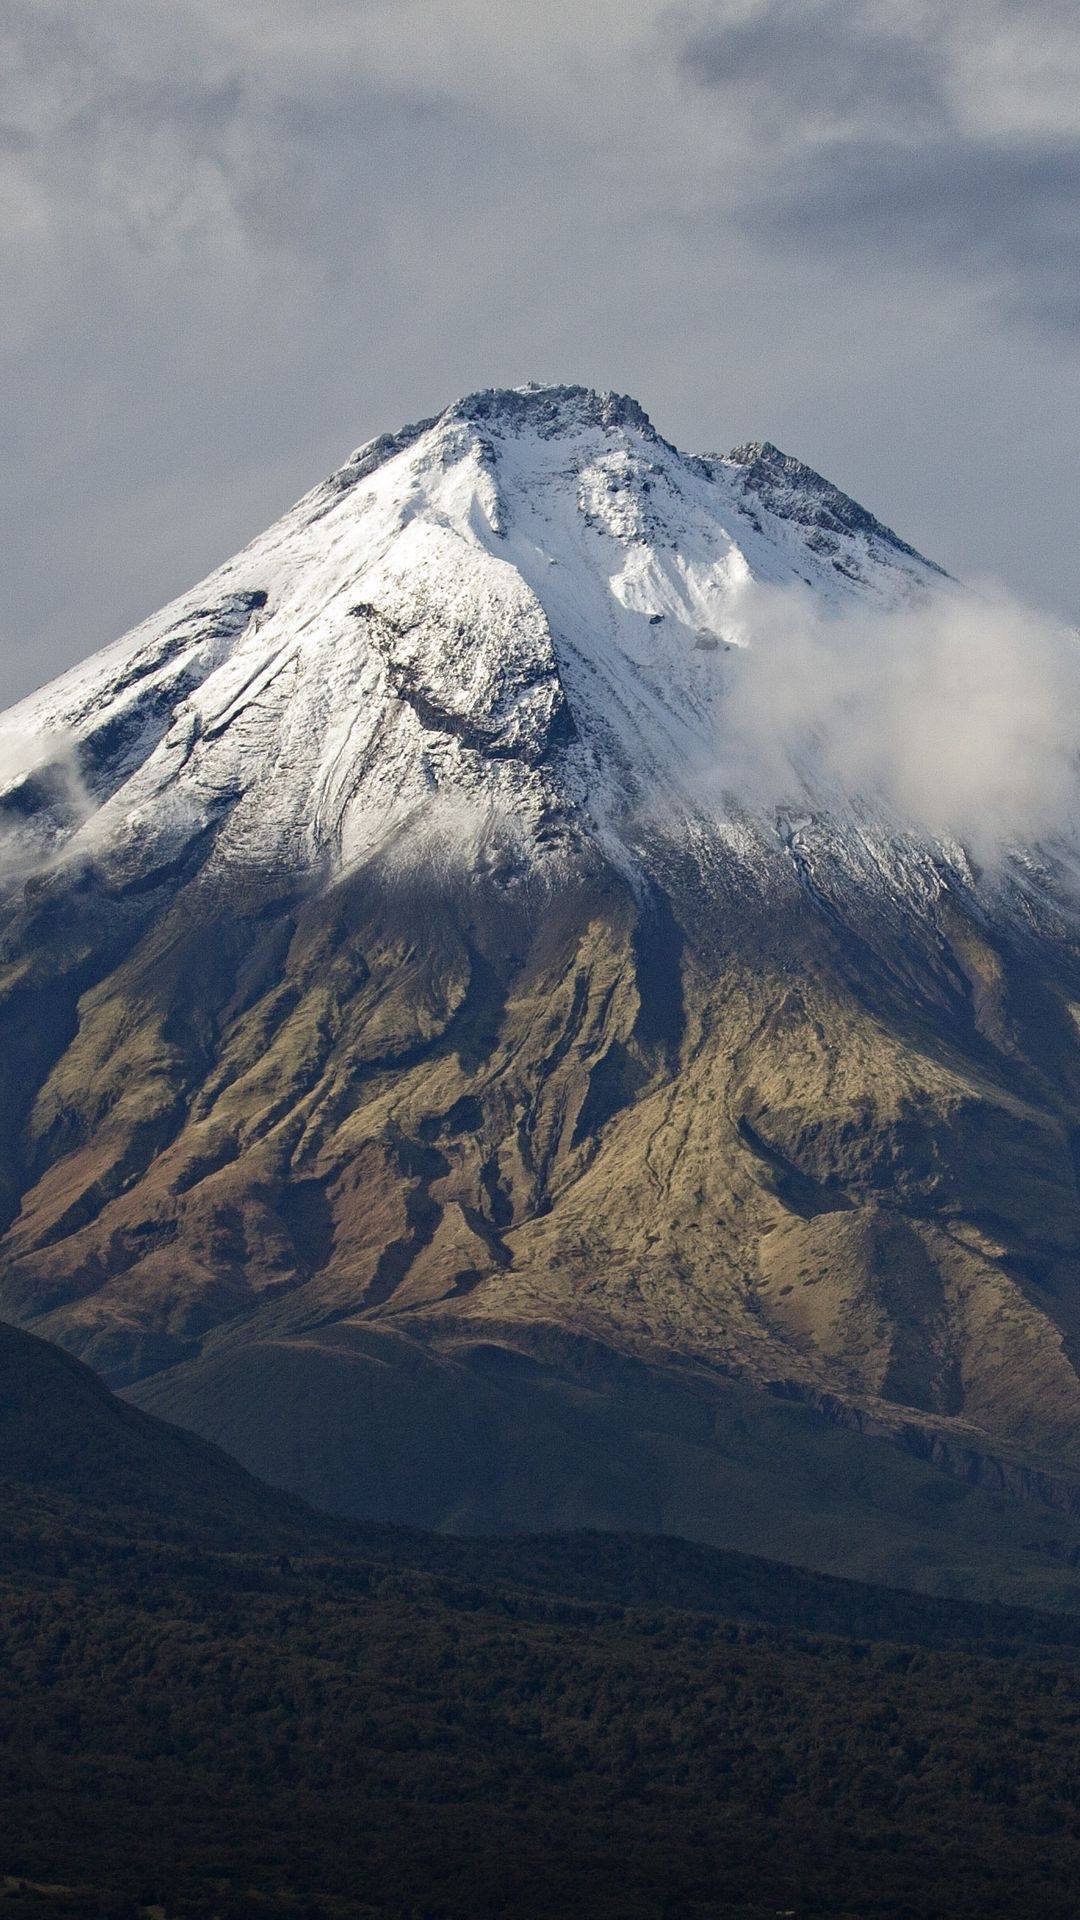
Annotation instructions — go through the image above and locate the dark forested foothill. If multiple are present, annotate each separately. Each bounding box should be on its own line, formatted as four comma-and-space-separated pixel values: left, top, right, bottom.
1, 1321, 1079, 1919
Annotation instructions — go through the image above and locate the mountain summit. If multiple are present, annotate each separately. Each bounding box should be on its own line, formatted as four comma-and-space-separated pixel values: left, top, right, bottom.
1, 383, 944, 896
2, 385, 1080, 1593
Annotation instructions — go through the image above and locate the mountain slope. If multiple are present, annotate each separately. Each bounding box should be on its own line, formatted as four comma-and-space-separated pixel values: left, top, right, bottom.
2, 384, 1080, 1581
8, 1308, 1080, 1636
0, 1315, 320, 1544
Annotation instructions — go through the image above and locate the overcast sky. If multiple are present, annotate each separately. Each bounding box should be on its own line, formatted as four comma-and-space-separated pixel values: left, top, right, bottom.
5, 0, 1080, 707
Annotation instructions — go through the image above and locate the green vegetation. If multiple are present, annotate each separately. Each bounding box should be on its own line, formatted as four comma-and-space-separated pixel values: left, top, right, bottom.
2, 1322, 1080, 1920
3, 1510, 1080, 1920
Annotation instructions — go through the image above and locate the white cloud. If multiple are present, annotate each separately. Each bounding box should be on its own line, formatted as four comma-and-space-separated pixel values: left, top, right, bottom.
710, 581, 1080, 861
0, 723, 93, 881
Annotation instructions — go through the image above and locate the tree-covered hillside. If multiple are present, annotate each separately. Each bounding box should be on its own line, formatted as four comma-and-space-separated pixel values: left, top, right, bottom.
2, 1319, 1079, 1919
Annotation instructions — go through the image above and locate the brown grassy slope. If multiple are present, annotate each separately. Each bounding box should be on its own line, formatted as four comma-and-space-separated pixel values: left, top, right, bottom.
3, 847, 1080, 1584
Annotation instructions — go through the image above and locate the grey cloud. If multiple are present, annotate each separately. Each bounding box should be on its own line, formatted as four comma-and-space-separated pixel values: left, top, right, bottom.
681, 1, 947, 133
3, 0, 508, 269
757, 137, 1080, 332
677, 3, 1080, 334
236, 85, 471, 263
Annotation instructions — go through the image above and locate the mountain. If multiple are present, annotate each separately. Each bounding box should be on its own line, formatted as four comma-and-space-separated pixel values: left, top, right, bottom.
0, 1314, 320, 1545
4, 1316, 1080, 1918
9, 1309, 1080, 1644
2, 382, 1080, 1595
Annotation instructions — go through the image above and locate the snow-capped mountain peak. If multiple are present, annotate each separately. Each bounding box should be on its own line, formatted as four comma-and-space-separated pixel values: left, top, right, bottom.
0, 384, 946, 892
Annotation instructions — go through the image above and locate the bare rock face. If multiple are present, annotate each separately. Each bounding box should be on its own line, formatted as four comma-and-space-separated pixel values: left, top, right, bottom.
3, 384, 1080, 1594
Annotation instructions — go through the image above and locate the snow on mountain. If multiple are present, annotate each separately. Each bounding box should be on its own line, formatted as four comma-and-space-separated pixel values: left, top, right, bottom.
0, 384, 950, 893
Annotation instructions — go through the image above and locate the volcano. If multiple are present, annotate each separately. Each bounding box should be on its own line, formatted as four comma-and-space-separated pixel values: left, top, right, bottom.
3, 383, 1080, 1599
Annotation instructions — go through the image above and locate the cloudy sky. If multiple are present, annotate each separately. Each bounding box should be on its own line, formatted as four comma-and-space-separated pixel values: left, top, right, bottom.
5, 0, 1080, 706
